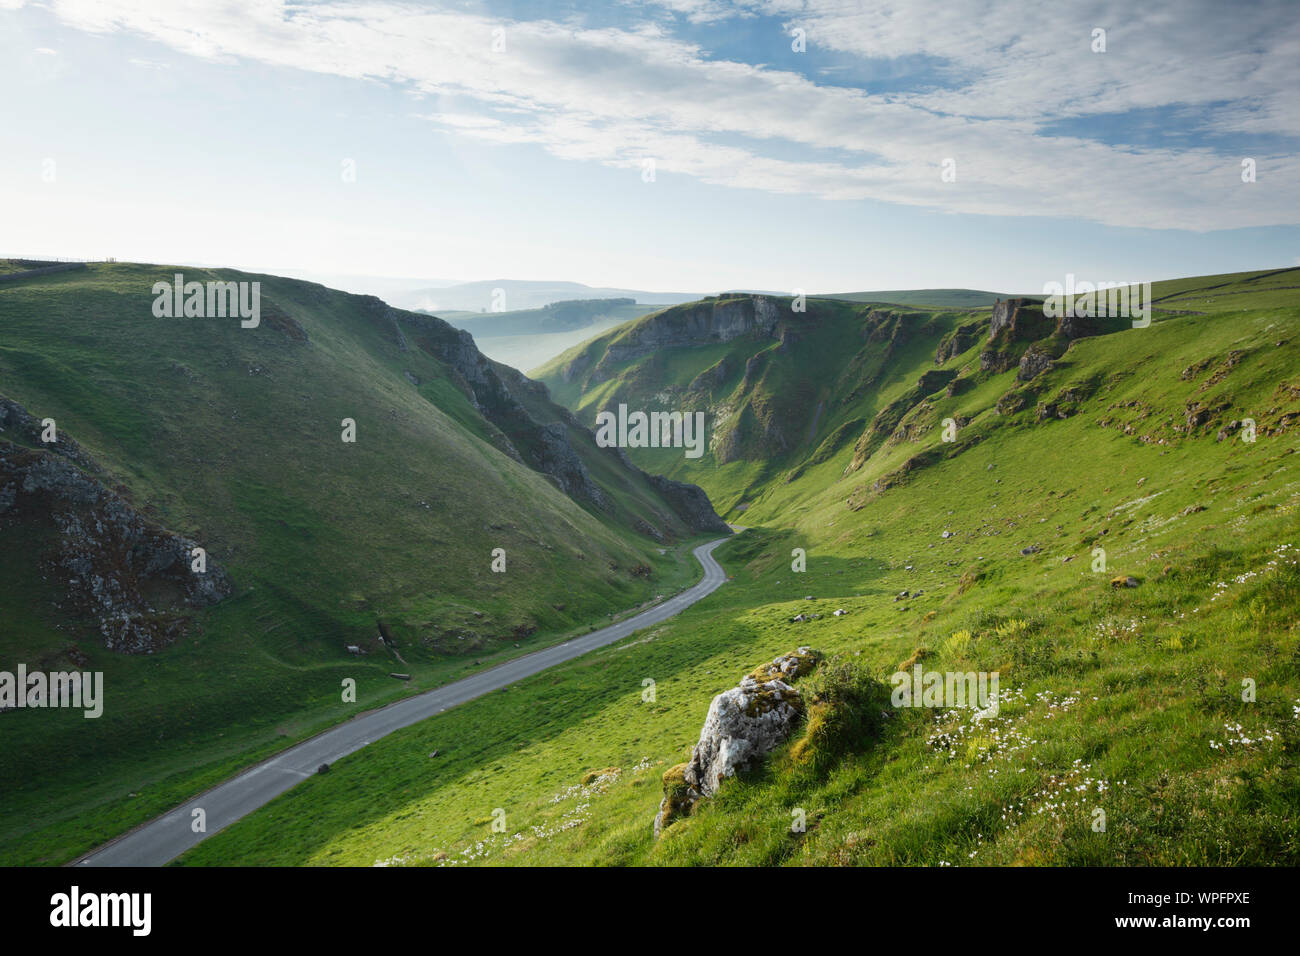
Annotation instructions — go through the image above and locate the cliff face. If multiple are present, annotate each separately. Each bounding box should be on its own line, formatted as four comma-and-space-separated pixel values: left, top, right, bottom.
990, 296, 1119, 344
639, 472, 731, 534
589, 295, 782, 383
354, 296, 727, 536
0, 398, 232, 653
354, 296, 604, 505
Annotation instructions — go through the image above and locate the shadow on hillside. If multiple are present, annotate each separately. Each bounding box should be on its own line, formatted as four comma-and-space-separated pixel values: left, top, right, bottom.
176, 537, 898, 864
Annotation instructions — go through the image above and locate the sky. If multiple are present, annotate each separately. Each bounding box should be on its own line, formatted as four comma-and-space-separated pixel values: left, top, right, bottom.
2, 0, 1298, 296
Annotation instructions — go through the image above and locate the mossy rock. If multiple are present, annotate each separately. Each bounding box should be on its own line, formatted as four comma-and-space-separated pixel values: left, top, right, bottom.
748, 646, 822, 683
787, 700, 830, 765
661, 762, 691, 802
738, 677, 804, 719
654, 762, 701, 837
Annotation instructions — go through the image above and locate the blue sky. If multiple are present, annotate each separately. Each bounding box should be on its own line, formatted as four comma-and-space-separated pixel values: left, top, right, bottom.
2, 0, 1297, 295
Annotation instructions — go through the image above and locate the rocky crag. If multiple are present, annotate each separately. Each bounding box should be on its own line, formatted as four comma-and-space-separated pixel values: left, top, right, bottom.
356, 296, 726, 535
564, 294, 782, 386
0, 396, 232, 653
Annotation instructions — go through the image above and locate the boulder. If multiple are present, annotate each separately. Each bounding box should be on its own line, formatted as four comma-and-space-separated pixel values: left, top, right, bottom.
683, 675, 802, 798
749, 646, 820, 682
653, 648, 819, 837
1017, 348, 1054, 382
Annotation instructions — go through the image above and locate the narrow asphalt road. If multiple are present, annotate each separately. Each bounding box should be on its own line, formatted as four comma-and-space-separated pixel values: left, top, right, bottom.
75, 535, 731, 867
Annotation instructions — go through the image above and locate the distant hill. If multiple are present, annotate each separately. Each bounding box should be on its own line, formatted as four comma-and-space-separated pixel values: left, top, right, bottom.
393, 279, 702, 314
433, 298, 650, 338
419, 298, 676, 373
822, 288, 1042, 309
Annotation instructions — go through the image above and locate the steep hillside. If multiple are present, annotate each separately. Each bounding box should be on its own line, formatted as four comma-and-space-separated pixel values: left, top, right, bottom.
537, 271, 1299, 518
536, 292, 977, 513
191, 268, 1300, 866
0, 261, 724, 864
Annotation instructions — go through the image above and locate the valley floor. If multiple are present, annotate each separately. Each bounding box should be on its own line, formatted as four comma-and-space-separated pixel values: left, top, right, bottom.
77, 538, 731, 866
173, 287, 1300, 867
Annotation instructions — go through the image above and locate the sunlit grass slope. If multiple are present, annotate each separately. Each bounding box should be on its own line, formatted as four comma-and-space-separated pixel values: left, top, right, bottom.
187, 269, 1299, 866
0, 261, 711, 864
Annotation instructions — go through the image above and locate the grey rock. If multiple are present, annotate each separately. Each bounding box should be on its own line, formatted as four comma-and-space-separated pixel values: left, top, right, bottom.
595, 295, 782, 377
0, 408, 233, 653
1018, 348, 1054, 382
640, 472, 730, 534
683, 675, 803, 798
989, 298, 1026, 340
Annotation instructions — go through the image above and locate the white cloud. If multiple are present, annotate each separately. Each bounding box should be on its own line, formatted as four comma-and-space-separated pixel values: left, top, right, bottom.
15, 0, 1300, 230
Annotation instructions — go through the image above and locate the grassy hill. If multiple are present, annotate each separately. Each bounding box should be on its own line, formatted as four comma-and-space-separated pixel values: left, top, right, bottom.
0, 261, 725, 865
821, 288, 1039, 309
178, 268, 1300, 866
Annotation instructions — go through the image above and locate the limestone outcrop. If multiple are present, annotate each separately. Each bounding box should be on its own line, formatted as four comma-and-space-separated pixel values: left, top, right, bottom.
654, 647, 820, 837
1, 400, 233, 652
594, 295, 782, 380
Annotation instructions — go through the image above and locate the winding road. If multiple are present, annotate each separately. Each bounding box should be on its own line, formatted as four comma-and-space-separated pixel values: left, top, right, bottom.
75, 535, 731, 867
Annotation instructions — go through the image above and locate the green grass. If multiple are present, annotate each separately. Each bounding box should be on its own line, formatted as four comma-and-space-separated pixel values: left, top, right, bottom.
179, 497, 1300, 866
174, 269, 1300, 866
818, 289, 1039, 309
0, 263, 715, 865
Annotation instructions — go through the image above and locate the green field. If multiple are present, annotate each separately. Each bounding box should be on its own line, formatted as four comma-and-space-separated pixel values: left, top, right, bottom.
168, 269, 1299, 866
819, 288, 1039, 309
0, 261, 719, 865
